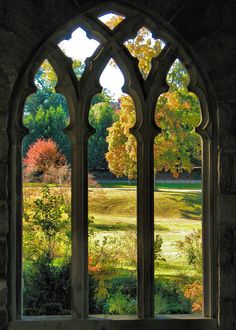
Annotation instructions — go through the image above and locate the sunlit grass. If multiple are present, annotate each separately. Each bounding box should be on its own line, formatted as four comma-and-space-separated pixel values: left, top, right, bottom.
89, 188, 202, 220
23, 184, 202, 278
98, 180, 201, 190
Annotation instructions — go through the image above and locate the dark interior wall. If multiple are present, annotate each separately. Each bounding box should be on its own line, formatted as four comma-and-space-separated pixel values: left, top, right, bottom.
0, 1, 235, 329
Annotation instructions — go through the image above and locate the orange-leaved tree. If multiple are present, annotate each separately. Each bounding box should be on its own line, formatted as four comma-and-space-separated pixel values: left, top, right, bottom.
24, 138, 68, 182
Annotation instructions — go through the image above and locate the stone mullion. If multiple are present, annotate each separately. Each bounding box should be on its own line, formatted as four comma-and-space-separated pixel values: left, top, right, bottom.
136, 51, 174, 318
10, 139, 24, 320
202, 137, 214, 317
137, 130, 155, 318
70, 123, 89, 319
111, 42, 160, 318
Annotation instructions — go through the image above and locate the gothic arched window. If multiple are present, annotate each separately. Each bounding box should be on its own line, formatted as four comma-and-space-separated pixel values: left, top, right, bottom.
9, 3, 216, 328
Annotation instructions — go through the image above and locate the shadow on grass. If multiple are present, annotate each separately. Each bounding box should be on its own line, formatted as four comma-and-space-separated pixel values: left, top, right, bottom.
91, 223, 169, 232
158, 261, 190, 273
90, 222, 136, 231
154, 224, 169, 232
168, 192, 202, 220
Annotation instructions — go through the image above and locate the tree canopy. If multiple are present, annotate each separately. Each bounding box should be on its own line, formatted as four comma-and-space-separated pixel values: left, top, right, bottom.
88, 100, 117, 170
23, 25, 201, 179
105, 22, 201, 179
23, 60, 115, 168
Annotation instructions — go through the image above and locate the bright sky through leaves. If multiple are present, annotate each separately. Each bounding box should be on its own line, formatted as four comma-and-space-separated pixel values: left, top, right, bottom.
98, 13, 125, 29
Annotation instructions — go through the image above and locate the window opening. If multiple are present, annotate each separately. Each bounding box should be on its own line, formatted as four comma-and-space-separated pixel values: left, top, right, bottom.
22, 60, 72, 316
88, 60, 137, 315
124, 27, 165, 79
98, 13, 125, 30
154, 59, 203, 315
58, 27, 100, 80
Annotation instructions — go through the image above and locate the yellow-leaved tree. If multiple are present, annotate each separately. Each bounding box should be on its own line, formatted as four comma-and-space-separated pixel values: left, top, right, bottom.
105, 18, 201, 179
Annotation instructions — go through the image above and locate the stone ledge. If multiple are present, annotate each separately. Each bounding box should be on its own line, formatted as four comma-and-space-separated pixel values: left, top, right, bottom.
8, 317, 217, 330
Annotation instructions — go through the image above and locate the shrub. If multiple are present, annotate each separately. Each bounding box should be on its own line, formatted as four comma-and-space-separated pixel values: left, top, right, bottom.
154, 234, 166, 266
117, 231, 165, 271
176, 229, 202, 274
88, 173, 100, 188
89, 276, 137, 314
108, 276, 137, 299
23, 184, 71, 260
184, 281, 203, 313
88, 236, 120, 299
23, 254, 71, 315
89, 274, 137, 314
107, 292, 136, 315
24, 138, 68, 183
43, 164, 70, 184
154, 278, 191, 314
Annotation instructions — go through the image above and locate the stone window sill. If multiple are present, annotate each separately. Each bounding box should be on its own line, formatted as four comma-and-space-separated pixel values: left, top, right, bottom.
8, 315, 217, 330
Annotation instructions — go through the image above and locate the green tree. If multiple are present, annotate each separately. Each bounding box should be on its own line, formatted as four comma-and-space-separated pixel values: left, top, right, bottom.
88, 101, 117, 170
24, 60, 69, 117
24, 60, 113, 165
23, 105, 71, 161
23, 185, 71, 260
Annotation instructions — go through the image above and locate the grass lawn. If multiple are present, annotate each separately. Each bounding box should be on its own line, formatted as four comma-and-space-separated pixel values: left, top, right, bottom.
23, 183, 203, 315
98, 180, 201, 190
23, 183, 202, 279
88, 187, 202, 279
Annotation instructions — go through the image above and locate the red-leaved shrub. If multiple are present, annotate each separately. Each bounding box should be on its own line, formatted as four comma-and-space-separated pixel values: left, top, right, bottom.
24, 139, 67, 182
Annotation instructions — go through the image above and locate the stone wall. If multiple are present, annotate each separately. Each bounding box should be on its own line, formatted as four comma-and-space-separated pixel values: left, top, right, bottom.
0, 0, 235, 329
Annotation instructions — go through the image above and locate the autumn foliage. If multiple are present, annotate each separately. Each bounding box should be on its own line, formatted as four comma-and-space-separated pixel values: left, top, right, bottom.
106, 97, 137, 179
24, 138, 67, 182
184, 281, 203, 313
105, 20, 201, 179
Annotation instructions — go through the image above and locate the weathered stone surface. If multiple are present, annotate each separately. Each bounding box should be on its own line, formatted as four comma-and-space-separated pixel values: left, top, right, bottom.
218, 195, 236, 226
0, 280, 7, 307
0, 308, 8, 330
218, 152, 236, 194
218, 101, 236, 151
0, 202, 8, 238
0, 162, 7, 201
0, 239, 7, 279
220, 228, 235, 271
171, 1, 223, 43
219, 228, 236, 327
0, 130, 8, 162
219, 299, 236, 330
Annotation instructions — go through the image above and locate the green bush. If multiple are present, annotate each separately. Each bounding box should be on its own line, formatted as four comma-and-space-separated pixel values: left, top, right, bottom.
89, 276, 137, 314
154, 278, 191, 314
23, 184, 71, 261
107, 292, 136, 315
23, 254, 71, 315
177, 229, 202, 274
107, 276, 137, 299
24, 259, 192, 316
89, 274, 108, 314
